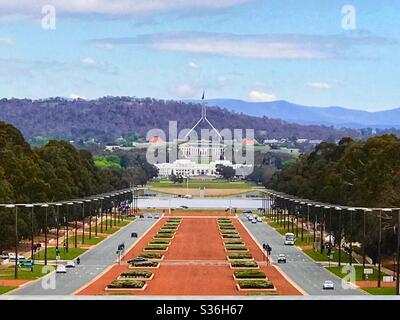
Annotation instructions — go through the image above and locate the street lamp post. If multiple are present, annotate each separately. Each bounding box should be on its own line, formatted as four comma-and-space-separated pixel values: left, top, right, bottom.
348, 208, 356, 267
41, 204, 49, 266
55, 203, 62, 249
25, 204, 35, 263
335, 207, 342, 267
396, 209, 400, 295
5, 205, 18, 279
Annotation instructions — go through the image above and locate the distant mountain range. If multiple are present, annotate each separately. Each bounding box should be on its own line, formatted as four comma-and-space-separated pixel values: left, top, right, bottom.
0, 97, 357, 143
197, 99, 400, 129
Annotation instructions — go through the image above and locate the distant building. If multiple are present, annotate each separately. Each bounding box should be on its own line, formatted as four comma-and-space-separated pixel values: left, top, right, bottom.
296, 138, 308, 144
155, 159, 251, 178
179, 139, 225, 161
309, 139, 323, 145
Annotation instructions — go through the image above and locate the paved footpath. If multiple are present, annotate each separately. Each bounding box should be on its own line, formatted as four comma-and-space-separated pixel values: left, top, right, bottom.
238, 215, 366, 296
11, 216, 157, 296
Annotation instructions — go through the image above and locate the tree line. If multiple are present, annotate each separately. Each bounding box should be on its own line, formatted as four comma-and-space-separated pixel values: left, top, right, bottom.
269, 135, 400, 262
0, 121, 157, 251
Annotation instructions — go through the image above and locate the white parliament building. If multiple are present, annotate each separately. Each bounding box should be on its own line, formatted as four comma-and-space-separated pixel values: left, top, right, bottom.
153, 98, 253, 178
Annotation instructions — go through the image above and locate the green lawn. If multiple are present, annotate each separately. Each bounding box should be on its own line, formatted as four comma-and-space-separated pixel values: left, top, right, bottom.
33, 247, 87, 261
303, 249, 354, 263
0, 265, 51, 280
362, 287, 397, 295
326, 265, 387, 281
87, 217, 135, 234
67, 234, 105, 246
149, 180, 252, 189
0, 286, 17, 295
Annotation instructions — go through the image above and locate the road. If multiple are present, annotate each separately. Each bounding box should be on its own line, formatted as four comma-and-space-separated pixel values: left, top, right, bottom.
12, 216, 157, 296
238, 215, 366, 296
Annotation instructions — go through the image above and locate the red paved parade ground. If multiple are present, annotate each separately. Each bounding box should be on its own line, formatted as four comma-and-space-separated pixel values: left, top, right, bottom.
77, 212, 301, 296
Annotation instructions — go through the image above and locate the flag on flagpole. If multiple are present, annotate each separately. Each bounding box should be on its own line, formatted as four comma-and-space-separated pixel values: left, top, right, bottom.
202, 90, 205, 100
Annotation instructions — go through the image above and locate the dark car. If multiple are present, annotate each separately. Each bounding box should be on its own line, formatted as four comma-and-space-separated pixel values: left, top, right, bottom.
127, 257, 147, 264
139, 214, 144, 218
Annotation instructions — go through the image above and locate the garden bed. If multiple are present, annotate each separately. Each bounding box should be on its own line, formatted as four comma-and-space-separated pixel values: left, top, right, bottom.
220, 230, 239, 234
219, 225, 236, 230
230, 261, 259, 269
149, 239, 171, 245
227, 253, 253, 260
224, 245, 248, 252
154, 233, 174, 239
129, 261, 160, 269
138, 253, 164, 260
106, 279, 147, 291
144, 245, 169, 251
236, 280, 275, 292
233, 270, 266, 280
118, 270, 154, 281
223, 239, 245, 245
221, 234, 241, 239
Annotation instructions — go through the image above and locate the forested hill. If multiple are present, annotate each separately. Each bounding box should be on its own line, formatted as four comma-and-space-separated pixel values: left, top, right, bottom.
0, 97, 357, 143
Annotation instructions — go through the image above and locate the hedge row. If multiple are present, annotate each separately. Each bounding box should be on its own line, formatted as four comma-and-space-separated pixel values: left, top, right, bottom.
107, 279, 146, 289
131, 261, 159, 267
120, 270, 153, 279
228, 253, 252, 259
234, 270, 266, 279
225, 245, 247, 251
230, 260, 258, 268
139, 253, 163, 259
238, 280, 274, 289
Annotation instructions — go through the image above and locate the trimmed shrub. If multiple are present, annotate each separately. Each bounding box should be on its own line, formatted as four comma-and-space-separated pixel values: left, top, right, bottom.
224, 239, 244, 245
138, 253, 163, 259
107, 279, 146, 289
144, 245, 168, 250
131, 261, 159, 268
154, 233, 173, 238
149, 239, 170, 244
228, 253, 253, 260
219, 225, 236, 230
234, 270, 266, 279
222, 234, 241, 239
225, 245, 247, 251
238, 280, 274, 289
157, 230, 175, 234
230, 261, 258, 268
120, 270, 153, 279
218, 218, 231, 222
220, 230, 238, 234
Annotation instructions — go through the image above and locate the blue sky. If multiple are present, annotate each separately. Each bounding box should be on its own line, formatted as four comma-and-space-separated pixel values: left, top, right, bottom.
0, 0, 399, 111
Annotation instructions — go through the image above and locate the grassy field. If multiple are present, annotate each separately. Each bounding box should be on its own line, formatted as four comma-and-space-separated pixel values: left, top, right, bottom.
303, 249, 354, 263
326, 265, 387, 281
67, 234, 106, 246
149, 180, 252, 189
33, 247, 87, 261
0, 265, 51, 280
362, 287, 397, 295
0, 286, 17, 295
87, 217, 135, 234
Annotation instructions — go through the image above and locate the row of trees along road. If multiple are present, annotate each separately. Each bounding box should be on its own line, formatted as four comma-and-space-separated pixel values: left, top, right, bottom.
0, 121, 157, 251
269, 135, 400, 263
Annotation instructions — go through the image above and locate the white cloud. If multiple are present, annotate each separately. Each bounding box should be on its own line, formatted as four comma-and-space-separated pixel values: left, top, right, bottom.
94, 32, 397, 60
188, 61, 199, 69
307, 82, 331, 89
217, 76, 227, 86
248, 90, 277, 102
82, 57, 96, 66
0, 0, 253, 18
96, 43, 114, 50
0, 37, 13, 45
176, 84, 196, 98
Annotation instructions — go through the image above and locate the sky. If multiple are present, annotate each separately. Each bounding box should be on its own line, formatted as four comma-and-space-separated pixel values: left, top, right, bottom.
0, 0, 399, 111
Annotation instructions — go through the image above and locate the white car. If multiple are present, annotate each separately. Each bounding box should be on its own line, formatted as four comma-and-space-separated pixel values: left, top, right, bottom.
257, 216, 262, 222
7, 253, 26, 261
251, 218, 257, 224
66, 261, 75, 268
56, 264, 67, 274
323, 280, 334, 290
277, 254, 287, 263
154, 215, 160, 219
183, 194, 193, 199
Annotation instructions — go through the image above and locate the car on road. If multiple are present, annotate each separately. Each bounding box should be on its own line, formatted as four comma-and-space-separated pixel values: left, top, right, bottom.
56, 264, 67, 274
154, 214, 160, 219
139, 214, 144, 218
277, 254, 287, 263
148, 214, 153, 219
257, 216, 262, 222
180, 205, 189, 209
183, 195, 193, 199
127, 257, 147, 264
247, 215, 253, 221
323, 280, 334, 290
243, 210, 252, 214
66, 261, 75, 268
251, 218, 257, 224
